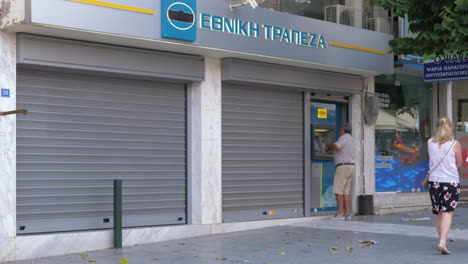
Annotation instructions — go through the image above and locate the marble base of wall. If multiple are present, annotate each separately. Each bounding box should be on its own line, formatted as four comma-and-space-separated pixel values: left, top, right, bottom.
0, 238, 15, 262
374, 192, 431, 215
0, 215, 328, 262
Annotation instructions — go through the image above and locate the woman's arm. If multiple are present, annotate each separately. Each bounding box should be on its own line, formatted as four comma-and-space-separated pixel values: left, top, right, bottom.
454, 141, 463, 169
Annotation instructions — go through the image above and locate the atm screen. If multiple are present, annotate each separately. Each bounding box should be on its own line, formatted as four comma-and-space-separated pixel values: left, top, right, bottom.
311, 124, 336, 160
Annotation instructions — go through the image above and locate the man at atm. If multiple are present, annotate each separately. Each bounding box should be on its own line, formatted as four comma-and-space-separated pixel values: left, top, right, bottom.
326, 123, 355, 220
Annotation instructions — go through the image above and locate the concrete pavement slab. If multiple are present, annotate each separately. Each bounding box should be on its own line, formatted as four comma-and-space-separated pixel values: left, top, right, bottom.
6, 206, 468, 264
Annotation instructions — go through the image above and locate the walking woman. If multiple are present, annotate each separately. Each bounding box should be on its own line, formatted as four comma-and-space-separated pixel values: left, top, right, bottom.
427, 117, 463, 254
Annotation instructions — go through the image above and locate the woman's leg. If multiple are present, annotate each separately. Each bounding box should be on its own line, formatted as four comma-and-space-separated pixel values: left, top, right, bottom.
435, 213, 442, 238
437, 212, 453, 254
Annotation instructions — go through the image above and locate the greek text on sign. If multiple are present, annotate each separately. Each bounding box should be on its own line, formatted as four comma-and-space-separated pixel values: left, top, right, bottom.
424, 53, 468, 82
200, 14, 326, 49
318, 109, 327, 119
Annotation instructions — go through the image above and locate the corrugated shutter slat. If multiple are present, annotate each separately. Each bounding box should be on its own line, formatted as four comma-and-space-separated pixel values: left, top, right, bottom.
222, 85, 304, 222
16, 71, 186, 234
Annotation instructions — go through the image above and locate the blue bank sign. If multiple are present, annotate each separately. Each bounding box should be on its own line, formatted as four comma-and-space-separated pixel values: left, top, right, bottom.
424, 53, 468, 82
199, 14, 326, 49
28, 0, 394, 74
162, 0, 197, 42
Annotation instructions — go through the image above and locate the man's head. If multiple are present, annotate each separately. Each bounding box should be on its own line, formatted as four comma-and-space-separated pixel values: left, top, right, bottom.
340, 123, 352, 135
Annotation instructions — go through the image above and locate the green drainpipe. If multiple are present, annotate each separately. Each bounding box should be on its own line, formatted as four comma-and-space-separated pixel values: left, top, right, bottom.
114, 179, 122, 248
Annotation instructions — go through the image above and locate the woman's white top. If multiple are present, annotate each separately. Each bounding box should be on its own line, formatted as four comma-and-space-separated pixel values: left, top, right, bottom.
428, 138, 459, 183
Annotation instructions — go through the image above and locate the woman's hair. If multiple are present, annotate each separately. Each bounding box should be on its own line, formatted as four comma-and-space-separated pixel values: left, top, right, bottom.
433, 116, 454, 144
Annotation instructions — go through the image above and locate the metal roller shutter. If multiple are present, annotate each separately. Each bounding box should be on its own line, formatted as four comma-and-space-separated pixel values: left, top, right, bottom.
222, 85, 304, 222
16, 71, 186, 234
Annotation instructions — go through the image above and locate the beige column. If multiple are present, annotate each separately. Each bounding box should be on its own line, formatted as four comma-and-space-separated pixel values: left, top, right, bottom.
363, 77, 376, 195
188, 57, 222, 225
0, 31, 17, 262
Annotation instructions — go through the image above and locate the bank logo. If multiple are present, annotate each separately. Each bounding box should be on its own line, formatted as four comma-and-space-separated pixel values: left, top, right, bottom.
162, 0, 197, 42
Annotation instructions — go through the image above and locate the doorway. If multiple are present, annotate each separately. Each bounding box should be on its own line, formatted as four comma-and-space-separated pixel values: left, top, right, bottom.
309, 101, 344, 213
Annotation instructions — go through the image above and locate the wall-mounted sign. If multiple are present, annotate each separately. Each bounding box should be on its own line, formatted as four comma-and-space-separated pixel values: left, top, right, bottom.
162, 0, 197, 42
376, 92, 390, 108
424, 53, 468, 82
200, 14, 326, 49
30, 0, 393, 74
1, 89, 10, 98
317, 109, 328, 119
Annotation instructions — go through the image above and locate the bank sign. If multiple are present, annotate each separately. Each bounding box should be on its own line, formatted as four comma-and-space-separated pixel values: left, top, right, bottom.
199, 14, 326, 49
161, 0, 326, 48
424, 53, 468, 82
28, 0, 393, 74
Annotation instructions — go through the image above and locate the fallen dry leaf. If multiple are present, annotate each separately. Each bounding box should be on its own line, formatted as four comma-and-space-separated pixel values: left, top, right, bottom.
449, 239, 456, 242
401, 217, 431, 222
345, 247, 354, 253
120, 257, 128, 264
329, 251, 338, 254
152, 258, 160, 261
330, 247, 340, 250
215, 258, 228, 260
88, 260, 97, 263
279, 252, 286, 255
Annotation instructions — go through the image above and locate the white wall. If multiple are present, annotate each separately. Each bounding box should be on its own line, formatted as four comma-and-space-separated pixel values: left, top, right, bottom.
0, 31, 17, 262
363, 77, 376, 195
0, 0, 26, 28
188, 58, 223, 225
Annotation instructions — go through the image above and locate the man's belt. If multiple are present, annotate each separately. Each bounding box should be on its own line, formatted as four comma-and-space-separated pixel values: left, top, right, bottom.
335, 163, 354, 168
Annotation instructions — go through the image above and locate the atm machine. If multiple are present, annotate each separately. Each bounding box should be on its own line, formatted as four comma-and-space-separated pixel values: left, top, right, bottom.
310, 100, 345, 213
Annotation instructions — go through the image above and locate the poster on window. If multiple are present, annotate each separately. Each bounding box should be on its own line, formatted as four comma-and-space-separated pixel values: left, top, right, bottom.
374, 78, 432, 192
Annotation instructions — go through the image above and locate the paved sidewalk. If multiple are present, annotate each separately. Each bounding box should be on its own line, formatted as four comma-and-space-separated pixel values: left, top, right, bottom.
7, 206, 468, 264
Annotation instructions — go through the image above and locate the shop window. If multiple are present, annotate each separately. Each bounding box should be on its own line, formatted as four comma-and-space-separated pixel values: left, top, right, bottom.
374, 74, 433, 192
453, 81, 468, 185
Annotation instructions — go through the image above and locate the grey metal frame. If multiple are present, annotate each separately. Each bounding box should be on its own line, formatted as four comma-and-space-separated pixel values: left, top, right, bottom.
222, 58, 363, 94
304, 93, 311, 217
17, 34, 205, 83
186, 84, 192, 225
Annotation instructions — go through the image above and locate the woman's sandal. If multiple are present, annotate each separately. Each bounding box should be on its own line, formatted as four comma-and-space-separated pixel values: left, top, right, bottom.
437, 244, 451, 255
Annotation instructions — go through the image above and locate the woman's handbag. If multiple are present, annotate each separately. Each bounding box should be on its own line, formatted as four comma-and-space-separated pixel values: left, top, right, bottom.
421, 140, 456, 188
421, 174, 430, 188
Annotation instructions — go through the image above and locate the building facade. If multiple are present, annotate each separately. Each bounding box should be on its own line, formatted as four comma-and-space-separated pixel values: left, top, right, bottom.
0, 0, 429, 261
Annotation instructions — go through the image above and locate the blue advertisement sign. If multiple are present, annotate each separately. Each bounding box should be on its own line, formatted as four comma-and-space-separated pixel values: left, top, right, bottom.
161, 0, 197, 42
375, 154, 429, 192
424, 53, 468, 82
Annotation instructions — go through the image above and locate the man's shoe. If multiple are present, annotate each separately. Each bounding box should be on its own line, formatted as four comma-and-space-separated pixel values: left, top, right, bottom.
329, 214, 345, 220
345, 215, 352, 220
